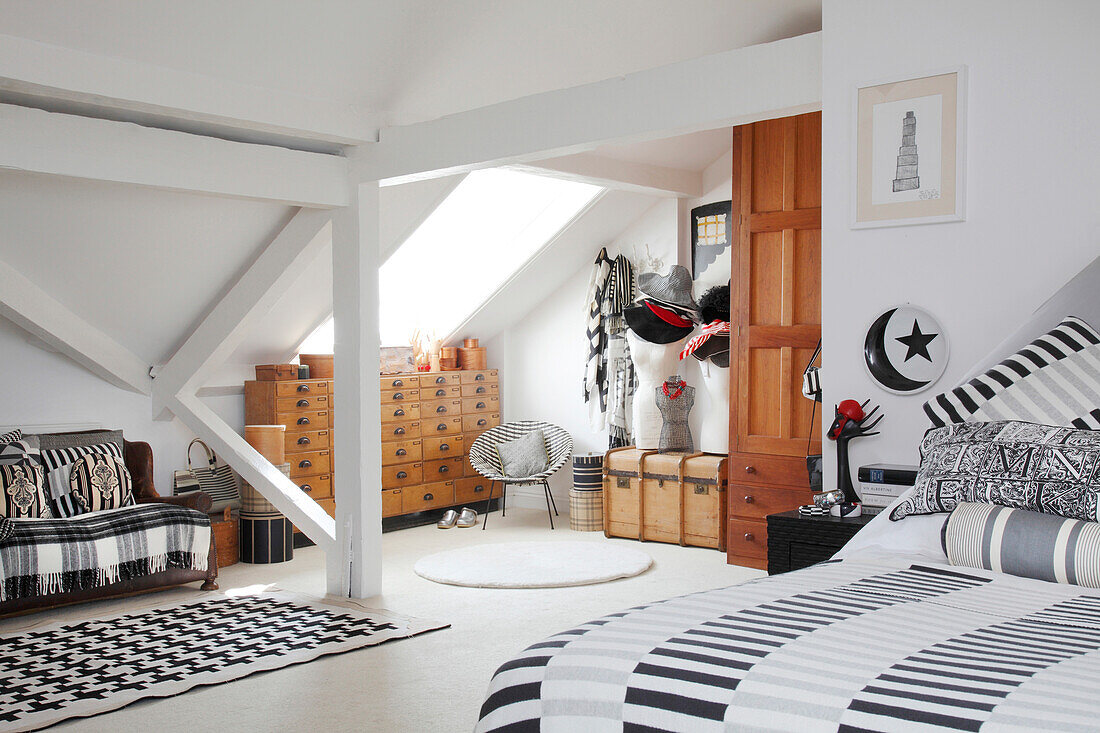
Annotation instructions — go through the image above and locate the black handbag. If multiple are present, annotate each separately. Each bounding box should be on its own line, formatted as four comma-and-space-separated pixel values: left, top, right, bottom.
803, 340, 823, 491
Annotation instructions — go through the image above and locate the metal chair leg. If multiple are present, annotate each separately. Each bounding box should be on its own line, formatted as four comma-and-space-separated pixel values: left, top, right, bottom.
543, 482, 555, 530
501, 483, 507, 517
482, 480, 495, 530
544, 480, 559, 516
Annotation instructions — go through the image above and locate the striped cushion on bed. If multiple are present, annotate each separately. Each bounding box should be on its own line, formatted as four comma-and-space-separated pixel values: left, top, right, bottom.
923, 316, 1100, 430
945, 502, 1100, 588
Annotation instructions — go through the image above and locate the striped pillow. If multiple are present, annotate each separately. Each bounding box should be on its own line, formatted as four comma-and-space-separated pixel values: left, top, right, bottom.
944, 502, 1100, 588
60, 453, 135, 515
41, 441, 125, 517
923, 317, 1100, 430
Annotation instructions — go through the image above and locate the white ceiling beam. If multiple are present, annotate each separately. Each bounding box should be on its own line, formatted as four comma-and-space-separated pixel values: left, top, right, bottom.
169, 392, 336, 550
152, 209, 332, 419
0, 104, 350, 207
0, 33, 378, 147
361, 32, 821, 184
514, 153, 703, 198
0, 257, 152, 395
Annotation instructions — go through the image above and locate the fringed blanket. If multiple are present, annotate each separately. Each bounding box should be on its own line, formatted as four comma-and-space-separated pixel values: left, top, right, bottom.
478, 560, 1100, 732
0, 504, 210, 601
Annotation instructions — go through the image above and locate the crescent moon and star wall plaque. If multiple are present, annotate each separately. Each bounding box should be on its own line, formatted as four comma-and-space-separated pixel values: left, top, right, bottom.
863, 305, 948, 394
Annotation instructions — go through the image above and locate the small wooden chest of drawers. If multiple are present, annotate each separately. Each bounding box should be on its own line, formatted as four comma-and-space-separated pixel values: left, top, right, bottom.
726, 452, 814, 570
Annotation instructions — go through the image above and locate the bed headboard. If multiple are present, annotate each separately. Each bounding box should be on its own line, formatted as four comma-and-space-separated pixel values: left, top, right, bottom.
963, 254, 1100, 381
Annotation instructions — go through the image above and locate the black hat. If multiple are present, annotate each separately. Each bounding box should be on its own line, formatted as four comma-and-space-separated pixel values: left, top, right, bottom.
698, 283, 730, 324
624, 302, 695, 344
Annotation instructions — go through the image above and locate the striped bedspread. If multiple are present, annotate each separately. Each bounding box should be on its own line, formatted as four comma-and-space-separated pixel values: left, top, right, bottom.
477, 560, 1100, 732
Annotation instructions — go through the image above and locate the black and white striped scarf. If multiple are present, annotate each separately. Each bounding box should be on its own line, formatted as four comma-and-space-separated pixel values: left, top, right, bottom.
583, 248, 613, 428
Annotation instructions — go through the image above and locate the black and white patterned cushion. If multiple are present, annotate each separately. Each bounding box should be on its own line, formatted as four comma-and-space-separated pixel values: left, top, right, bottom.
0, 429, 21, 445
0, 433, 41, 467
0, 463, 52, 519
57, 453, 135, 516
41, 441, 125, 518
891, 420, 1100, 522
923, 317, 1100, 430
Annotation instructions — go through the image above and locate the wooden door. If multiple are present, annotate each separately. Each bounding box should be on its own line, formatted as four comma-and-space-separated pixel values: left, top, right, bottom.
730, 112, 822, 458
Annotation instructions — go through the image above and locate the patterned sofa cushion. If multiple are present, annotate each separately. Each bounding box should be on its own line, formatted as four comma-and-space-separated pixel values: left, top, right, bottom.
0, 463, 51, 519
944, 502, 1100, 588
891, 420, 1100, 522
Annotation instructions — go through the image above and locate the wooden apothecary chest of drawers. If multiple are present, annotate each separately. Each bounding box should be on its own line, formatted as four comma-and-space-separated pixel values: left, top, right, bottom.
381, 369, 500, 518
244, 377, 335, 523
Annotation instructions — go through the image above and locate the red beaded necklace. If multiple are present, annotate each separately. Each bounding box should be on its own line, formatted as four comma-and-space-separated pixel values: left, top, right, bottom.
662, 378, 686, 400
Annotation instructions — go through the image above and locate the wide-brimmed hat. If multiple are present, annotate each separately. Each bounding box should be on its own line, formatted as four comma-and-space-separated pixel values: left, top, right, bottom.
624, 301, 695, 344
638, 266, 698, 314
680, 321, 730, 366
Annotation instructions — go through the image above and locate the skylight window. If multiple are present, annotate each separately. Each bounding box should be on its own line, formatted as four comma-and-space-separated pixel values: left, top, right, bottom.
378, 168, 602, 346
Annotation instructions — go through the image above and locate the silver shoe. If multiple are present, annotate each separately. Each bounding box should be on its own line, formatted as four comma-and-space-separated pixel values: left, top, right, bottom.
437, 509, 458, 529
456, 507, 478, 528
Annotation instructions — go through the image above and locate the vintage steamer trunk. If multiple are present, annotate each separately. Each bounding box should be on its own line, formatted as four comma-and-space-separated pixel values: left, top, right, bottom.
603, 448, 727, 550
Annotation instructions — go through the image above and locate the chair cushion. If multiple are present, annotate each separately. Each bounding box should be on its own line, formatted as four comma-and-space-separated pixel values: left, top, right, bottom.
495, 431, 549, 479
0, 463, 52, 519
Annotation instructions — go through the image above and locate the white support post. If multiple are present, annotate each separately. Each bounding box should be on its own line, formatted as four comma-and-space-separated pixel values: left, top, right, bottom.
328, 176, 383, 598
0, 257, 152, 394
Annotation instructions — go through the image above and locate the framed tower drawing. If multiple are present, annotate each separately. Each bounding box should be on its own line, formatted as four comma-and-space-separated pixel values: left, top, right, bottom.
852, 67, 966, 228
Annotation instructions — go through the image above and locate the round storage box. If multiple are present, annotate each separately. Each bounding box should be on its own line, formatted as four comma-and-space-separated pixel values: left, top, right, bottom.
572, 453, 604, 491
569, 488, 604, 532
239, 515, 294, 564
245, 424, 286, 465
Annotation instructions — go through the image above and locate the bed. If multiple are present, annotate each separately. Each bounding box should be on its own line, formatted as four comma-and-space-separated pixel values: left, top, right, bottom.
476, 509, 1100, 732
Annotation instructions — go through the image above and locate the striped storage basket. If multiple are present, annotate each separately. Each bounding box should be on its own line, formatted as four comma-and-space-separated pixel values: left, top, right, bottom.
239, 463, 294, 564
570, 453, 604, 531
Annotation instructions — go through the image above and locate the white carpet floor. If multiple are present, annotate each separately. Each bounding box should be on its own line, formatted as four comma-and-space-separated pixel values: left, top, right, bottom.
3, 508, 763, 732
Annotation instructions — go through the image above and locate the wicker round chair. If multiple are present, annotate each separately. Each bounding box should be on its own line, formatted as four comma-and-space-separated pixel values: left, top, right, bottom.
469, 421, 573, 529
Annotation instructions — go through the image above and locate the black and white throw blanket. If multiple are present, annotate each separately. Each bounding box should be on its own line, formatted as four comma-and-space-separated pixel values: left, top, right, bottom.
0, 504, 210, 601
478, 560, 1100, 732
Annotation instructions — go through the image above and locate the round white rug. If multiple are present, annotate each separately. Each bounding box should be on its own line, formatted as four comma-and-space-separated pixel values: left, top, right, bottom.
413, 541, 653, 588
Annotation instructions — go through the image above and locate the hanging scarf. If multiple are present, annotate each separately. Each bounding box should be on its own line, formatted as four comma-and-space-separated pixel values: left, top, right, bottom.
583, 248, 613, 429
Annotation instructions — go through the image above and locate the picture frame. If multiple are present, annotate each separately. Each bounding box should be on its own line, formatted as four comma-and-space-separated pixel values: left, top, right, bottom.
851, 66, 967, 229
690, 200, 732, 288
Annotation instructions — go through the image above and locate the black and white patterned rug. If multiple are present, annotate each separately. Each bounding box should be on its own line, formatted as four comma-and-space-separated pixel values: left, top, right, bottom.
0, 591, 447, 732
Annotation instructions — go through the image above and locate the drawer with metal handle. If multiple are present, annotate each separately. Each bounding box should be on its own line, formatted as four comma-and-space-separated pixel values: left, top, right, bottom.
381, 463, 423, 489
284, 429, 330, 454
424, 457, 464, 479
425, 416, 463, 435
380, 375, 419, 390
382, 488, 403, 517
402, 480, 455, 513
382, 420, 421, 442
381, 439, 422, 466
454, 476, 491, 504
422, 434, 466, 461
461, 396, 499, 414
462, 413, 500, 433
276, 410, 329, 431
276, 379, 330, 397
381, 388, 420, 403
459, 370, 498, 384
460, 382, 499, 398
276, 394, 330, 412
381, 403, 421, 423
425, 384, 461, 399
421, 398, 462, 417
296, 474, 333, 500
425, 374, 460, 387
288, 449, 331, 479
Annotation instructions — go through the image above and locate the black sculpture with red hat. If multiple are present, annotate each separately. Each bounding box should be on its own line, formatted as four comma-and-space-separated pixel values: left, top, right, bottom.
819, 398, 884, 511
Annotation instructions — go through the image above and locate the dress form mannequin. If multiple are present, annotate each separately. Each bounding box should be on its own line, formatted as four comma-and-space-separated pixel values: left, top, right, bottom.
656, 375, 695, 453
626, 330, 681, 449
695, 360, 730, 453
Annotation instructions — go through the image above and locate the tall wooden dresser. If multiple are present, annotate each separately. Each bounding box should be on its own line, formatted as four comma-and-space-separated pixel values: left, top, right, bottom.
244, 377, 335, 520
380, 369, 501, 518
726, 111, 822, 570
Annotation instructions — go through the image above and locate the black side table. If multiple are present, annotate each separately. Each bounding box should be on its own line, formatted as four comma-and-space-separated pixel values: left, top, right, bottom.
766, 509, 874, 574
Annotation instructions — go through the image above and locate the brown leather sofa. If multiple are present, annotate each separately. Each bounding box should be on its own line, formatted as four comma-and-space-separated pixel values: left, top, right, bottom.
0, 437, 219, 617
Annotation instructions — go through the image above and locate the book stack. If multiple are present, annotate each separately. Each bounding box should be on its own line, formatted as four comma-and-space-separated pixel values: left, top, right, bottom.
857, 463, 918, 515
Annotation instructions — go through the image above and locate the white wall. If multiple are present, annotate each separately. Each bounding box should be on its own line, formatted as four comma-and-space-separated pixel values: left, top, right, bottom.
821, 0, 1100, 480
488, 198, 679, 507
0, 317, 242, 492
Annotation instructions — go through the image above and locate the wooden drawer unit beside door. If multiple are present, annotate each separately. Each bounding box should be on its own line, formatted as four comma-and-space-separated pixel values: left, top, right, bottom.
727, 111, 822, 570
